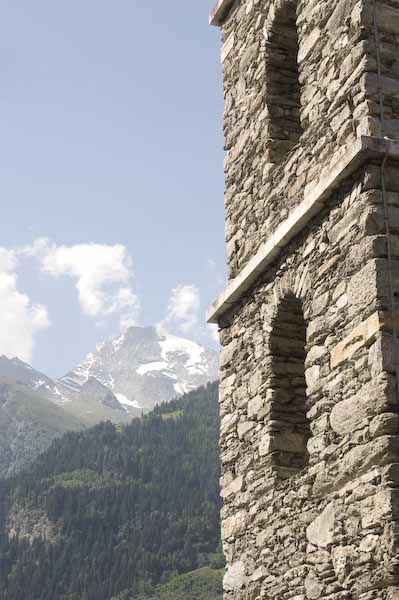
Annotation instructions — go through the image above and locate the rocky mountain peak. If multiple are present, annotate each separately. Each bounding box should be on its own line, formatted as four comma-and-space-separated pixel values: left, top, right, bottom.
58, 326, 219, 414
0, 327, 219, 427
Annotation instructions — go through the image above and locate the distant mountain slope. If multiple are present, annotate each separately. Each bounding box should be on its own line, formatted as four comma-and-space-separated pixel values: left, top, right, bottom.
0, 359, 132, 479
0, 380, 84, 479
59, 327, 219, 414
60, 377, 132, 427
0, 330, 218, 479
0, 382, 222, 600
0, 356, 132, 430
0, 356, 56, 393
0, 328, 218, 429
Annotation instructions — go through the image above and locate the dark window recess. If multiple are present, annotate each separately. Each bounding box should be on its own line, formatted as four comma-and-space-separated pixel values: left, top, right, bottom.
268, 294, 310, 478
265, 0, 303, 165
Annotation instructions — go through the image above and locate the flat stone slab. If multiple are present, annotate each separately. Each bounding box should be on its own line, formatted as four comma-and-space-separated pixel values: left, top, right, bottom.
207, 136, 399, 324
209, 0, 236, 26
330, 311, 382, 368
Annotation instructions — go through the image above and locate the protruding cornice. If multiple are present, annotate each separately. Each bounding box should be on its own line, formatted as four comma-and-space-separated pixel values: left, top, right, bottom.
209, 0, 236, 26
207, 136, 399, 324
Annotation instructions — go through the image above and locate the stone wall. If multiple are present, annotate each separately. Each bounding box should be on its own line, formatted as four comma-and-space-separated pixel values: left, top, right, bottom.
219, 0, 399, 280
210, 1, 399, 597
218, 161, 399, 598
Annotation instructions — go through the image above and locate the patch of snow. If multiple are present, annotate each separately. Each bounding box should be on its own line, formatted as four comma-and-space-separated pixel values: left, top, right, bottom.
60, 349, 118, 392
115, 393, 142, 409
162, 371, 178, 381
33, 379, 46, 389
74, 352, 96, 381
107, 374, 115, 389
53, 386, 70, 403
157, 335, 213, 394
112, 332, 125, 353
160, 335, 207, 376
173, 381, 190, 395
187, 364, 207, 375
136, 362, 168, 376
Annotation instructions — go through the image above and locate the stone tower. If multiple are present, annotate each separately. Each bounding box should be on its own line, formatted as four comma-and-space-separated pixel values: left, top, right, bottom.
207, 0, 399, 598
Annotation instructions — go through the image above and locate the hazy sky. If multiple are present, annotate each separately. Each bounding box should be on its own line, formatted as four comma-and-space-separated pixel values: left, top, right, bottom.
0, 2, 226, 376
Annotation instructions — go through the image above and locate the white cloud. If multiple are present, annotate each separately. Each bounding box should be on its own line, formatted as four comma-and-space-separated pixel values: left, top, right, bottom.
162, 284, 200, 335
29, 238, 140, 327
159, 284, 221, 347
208, 323, 220, 343
0, 248, 50, 363
207, 257, 226, 291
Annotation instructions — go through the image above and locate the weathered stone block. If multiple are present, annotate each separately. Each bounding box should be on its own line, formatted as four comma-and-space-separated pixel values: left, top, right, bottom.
330, 377, 391, 435
221, 510, 248, 541
304, 571, 325, 600
237, 421, 255, 440
223, 561, 245, 592
221, 476, 244, 499
247, 395, 265, 420
220, 339, 239, 368
306, 503, 336, 549
259, 431, 307, 455
336, 436, 398, 488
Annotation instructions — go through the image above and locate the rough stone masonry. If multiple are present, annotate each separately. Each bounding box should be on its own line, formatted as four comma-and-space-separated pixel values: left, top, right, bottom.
207, 0, 399, 598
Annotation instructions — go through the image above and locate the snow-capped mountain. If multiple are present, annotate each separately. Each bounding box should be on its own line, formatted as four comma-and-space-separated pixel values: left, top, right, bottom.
59, 326, 219, 414
0, 327, 219, 433
0, 331, 219, 477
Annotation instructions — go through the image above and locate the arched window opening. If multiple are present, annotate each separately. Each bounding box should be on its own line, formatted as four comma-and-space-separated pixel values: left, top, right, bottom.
265, 0, 303, 165
268, 294, 310, 477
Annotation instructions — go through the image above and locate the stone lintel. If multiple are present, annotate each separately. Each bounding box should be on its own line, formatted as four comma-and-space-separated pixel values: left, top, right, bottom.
207, 136, 399, 324
209, 0, 235, 26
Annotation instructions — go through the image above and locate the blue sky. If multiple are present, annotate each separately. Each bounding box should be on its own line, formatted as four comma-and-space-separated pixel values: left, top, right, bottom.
0, 1, 226, 376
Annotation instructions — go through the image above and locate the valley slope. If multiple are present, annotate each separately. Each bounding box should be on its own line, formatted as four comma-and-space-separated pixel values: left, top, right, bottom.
0, 380, 84, 479
0, 382, 222, 600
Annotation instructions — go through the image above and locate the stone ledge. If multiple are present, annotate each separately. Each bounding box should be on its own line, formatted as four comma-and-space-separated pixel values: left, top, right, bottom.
207, 136, 399, 324
210, 0, 235, 26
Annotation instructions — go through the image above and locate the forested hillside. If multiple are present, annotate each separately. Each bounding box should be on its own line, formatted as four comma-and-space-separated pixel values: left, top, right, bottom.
0, 380, 84, 479
0, 382, 222, 600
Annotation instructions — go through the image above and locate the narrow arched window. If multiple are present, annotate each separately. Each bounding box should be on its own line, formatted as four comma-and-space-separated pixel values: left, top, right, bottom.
267, 294, 310, 477
265, 0, 303, 165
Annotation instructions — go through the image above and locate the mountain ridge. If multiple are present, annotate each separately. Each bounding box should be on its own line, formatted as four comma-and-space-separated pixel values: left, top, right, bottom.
0, 326, 218, 422
0, 326, 218, 478
59, 326, 219, 414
